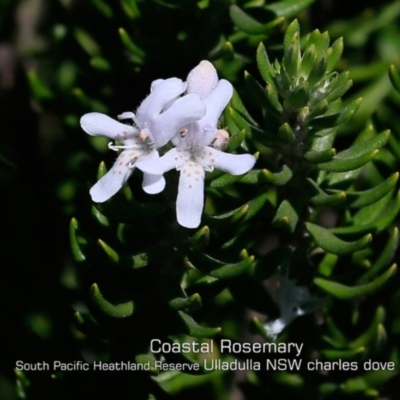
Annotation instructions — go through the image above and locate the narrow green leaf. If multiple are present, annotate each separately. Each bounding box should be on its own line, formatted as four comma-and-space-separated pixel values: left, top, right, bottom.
120, 0, 141, 19
304, 148, 336, 163
169, 293, 202, 312
256, 42, 276, 86
311, 190, 346, 206
266, 82, 284, 112
118, 27, 145, 58
311, 98, 362, 131
90, 0, 113, 17
74, 28, 100, 56
190, 226, 210, 250
283, 19, 299, 49
229, 5, 264, 34
326, 37, 343, 72
266, 0, 315, 18
349, 307, 385, 349
277, 123, 295, 142
27, 70, 54, 100
318, 253, 338, 277
178, 311, 221, 338
227, 129, 246, 151
389, 64, 400, 93
306, 222, 371, 255
359, 228, 399, 283
335, 130, 390, 160
347, 172, 399, 208
317, 150, 378, 172
308, 56, 327, 88
98, 239, 119, 263
272, 200, 298, 233
314, 264, 397, 300
90, 283, 134, 317
70, 218, 86, 262
320, 347, 365, 360
306, 29, 330, 56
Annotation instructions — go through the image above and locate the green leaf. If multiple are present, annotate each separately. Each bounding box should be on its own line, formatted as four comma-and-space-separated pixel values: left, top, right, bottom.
70, 218, 86, 262
188, 250, 254, 279
306, 222, 371, 255
169, 293, 202, 312
324, 72, 353, 103
266, 82, 283, 113
304, 148, 336, 163
310, 98, 362, 131
335, 130, 390, 160
227, 129, 246, 151
98, 239, 119, 263
332, 190, 400, 235
347, 172, 399, 208
190, 226, 210, 250
306, 29, 330, 57
326, 37, 344, 72
74, 28, 100, 56
90, 0, 113, 17
230, 5, 261, 31
283, 19, 299, 48
349, 306, 385, 349
178, 311, 220, 338
272, 200, 298, 233
265, 0, 315, 18
318, 253, 338, 277
118, 27, 145, 59
320, 347, 365, 360
120, 0, 141, 19
228, 108, 279, 146
90, 283, 134, 317
256, 42, 276, 86
317, 150, 378, 172
314, 264, 397, 300
359, 228, 399, 283
388, 64, 400, 93
27, 70, 54, 100
311, 190, 346, 206
277, 123, 295, 142
307, 56, 327, 88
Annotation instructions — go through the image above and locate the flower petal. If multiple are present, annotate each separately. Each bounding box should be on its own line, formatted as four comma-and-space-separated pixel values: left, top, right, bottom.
176, 164, 205, 228
81, 112, 138, 140
199, 79, 233, 145
142, 173, 165, 194
139, 150, 166, 194
136, 78, 186, 122
136, 148, 181, 175
89, 150, 133, 202
152, 94, 206, 147
202, 147, 255, 175
186, 60, 218, 99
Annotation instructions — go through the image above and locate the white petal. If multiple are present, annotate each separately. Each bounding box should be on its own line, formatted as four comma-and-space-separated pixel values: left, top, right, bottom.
176, 164, 205, 228
81, 112, 138, 140
186, 60, 218, 99
89, 150, 134, 202
139, 150, 166, 194
202, 147, 255, 175
152, 94, 206, 147
136, 148, 181, 175
136, 78, 186, 122
142, 173, 165, 194
199, 79, 233, 145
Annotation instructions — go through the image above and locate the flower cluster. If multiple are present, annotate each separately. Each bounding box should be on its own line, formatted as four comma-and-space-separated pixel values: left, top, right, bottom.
80, 61, 256, 228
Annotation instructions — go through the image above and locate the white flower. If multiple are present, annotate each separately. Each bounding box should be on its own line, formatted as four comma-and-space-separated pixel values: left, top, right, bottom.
264, 275, 319, 340
137, 62, 256, 228
80, 78, 206, 202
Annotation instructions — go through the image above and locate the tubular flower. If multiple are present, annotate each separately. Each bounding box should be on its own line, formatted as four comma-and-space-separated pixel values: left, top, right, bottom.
80, 78, 205, 202
137, 63, 256, 228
